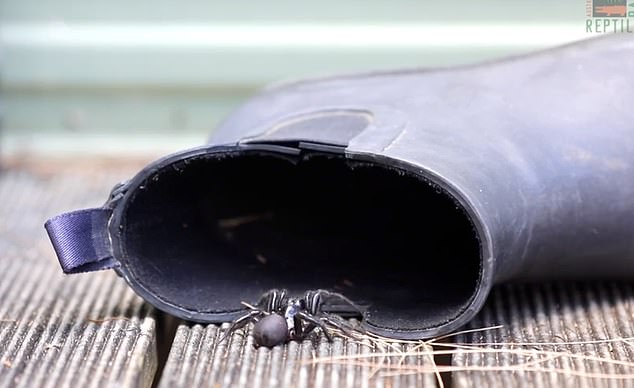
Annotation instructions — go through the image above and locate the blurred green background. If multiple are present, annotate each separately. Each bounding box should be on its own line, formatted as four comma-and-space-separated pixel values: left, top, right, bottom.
1, 0, 587, 156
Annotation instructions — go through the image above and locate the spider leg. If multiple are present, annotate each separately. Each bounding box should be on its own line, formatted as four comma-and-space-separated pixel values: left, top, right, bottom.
312, 289, 364, 315
219, 309, 263, 343
300, 322, 316, 338
258, 288, 289, 313
296, 311, 333, 342
321, 313, 365, 337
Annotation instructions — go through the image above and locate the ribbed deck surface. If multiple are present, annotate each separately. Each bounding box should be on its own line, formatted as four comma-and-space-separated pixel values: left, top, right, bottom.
160, 323, 438, 388
452, 283, 634, 388
0, 159, 157, 388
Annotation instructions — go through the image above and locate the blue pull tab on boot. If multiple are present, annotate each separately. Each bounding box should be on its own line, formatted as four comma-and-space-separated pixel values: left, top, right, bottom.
45, 208, 119, 274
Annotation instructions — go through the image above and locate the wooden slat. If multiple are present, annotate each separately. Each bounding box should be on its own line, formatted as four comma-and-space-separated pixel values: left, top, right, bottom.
452, 283, 634, 388
0, 160, 158, 388
160, 322, 439, 388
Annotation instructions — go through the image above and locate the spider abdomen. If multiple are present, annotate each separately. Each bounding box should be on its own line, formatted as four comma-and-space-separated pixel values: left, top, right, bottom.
253, 314, 288, 347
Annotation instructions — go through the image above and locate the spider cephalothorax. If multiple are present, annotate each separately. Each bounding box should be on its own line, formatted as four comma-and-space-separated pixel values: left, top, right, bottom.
219, 289, 363, 347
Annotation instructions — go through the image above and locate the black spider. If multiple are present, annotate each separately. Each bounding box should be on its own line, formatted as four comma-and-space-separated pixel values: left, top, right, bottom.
219, 289, 363, 347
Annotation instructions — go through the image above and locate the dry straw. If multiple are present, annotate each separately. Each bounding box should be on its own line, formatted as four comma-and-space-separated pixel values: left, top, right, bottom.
305, 325, 634, 388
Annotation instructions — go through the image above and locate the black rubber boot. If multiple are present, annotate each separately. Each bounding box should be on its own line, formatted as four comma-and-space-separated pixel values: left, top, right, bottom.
45, 34, 634, 339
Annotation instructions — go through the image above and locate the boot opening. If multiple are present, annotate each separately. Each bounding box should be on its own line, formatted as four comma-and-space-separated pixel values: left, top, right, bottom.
120, 149, 482, 331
